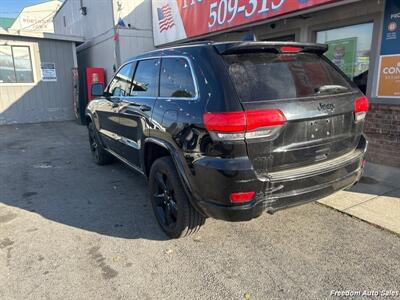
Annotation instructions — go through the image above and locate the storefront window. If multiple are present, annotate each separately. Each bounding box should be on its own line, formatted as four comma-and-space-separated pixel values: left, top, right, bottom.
0, 46, 15, 83
316, 23, 373, 93
12, 47, 34, 83
0, 45, 34, 84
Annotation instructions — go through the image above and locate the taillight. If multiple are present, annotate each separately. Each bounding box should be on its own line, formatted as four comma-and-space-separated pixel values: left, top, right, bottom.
354, 96, 369, 122
230, 192, 255, 203
362, 159, 367, 168
280, 46, 302, 53
202, 111, 246, 132
245, 109, 286, 130
203, 109, 286, 141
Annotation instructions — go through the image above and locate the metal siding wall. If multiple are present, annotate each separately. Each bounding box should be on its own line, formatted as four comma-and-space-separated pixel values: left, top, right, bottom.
118, 30, 154, 63
112, 0, 152, 30
54, 0, 114, 39
0, 37, 75, 124
77, 37, 116, 82
112, 0, 154, 63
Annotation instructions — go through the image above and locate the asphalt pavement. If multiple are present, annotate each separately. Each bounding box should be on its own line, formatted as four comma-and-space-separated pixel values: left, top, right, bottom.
1, 121, 399, 299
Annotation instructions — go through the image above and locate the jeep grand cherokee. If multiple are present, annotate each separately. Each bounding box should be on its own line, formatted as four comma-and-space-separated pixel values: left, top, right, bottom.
86, 41, 368, 238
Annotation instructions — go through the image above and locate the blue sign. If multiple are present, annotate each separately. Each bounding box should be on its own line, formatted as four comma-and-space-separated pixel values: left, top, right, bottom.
381, 0, 400, 55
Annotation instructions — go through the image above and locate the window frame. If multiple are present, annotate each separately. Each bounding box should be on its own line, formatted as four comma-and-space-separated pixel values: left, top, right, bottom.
313, 22, 374, 81
130, 58, 160, 99
0, 45, 35, 85
110, 55, 199, 101
107, 61, 136, 97
308, 14, 383, 102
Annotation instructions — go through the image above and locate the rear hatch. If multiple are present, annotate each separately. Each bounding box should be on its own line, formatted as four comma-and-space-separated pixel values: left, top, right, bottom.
219, 43, 365, 176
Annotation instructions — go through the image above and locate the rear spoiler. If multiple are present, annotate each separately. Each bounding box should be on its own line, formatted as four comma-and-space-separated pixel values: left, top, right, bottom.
214, 41, 328, 55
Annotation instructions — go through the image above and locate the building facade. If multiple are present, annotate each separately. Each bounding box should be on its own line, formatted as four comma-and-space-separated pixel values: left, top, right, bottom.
0, 30, 82, 124
153, 0, 400, 168
10, 0, 62, 33
54, 0, 154, 82
54, 0, 400, 167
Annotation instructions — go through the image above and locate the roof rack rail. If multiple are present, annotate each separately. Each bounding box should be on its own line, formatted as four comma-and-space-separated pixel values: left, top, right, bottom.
179, 40, 214, 46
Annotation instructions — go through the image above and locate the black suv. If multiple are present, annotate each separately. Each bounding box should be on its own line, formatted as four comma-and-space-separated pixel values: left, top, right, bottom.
86, 41, 368, 238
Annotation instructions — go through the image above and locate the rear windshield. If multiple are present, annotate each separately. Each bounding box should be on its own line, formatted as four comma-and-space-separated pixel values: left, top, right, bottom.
223, 52, 353, 102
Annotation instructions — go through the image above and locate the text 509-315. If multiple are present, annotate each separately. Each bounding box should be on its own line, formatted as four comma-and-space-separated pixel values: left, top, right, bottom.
208, 0, 286, 28
181, 0, 286, 29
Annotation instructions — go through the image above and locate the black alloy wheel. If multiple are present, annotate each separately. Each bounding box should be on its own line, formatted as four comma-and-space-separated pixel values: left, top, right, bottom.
153, 171, 178, 228
149, 157, 205, 238
87, 122, 113, 165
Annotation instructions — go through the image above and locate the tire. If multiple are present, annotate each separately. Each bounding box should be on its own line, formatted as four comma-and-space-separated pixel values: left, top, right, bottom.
149, 157, 205, 238
87, 122, 114, 165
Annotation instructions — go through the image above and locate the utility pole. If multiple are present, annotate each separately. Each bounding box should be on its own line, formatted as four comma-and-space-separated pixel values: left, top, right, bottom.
111, 0, 121, 72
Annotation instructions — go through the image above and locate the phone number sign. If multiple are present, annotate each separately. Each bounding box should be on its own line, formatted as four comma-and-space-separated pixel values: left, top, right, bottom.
153, 0, 342, 45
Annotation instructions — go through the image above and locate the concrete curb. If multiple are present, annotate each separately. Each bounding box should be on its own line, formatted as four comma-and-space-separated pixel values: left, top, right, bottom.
318, 162, 400, 235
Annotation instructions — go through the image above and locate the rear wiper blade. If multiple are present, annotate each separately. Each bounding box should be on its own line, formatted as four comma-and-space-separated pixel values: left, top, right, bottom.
314, 85, 348, 95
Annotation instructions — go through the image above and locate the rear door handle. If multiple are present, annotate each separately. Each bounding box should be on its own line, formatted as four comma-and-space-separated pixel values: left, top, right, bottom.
118, 100, 151, 114
139, 104, 151, 112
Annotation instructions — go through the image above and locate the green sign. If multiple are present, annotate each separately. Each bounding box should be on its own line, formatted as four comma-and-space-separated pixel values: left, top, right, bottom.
325, 38, 357, 79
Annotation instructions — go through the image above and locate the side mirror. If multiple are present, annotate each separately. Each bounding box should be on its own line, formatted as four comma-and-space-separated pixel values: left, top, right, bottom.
91, 83, 105, 97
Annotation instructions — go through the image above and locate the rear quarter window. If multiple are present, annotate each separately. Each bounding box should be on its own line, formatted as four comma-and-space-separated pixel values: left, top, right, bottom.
223, 52, 353, 102
160, 57, 196, 98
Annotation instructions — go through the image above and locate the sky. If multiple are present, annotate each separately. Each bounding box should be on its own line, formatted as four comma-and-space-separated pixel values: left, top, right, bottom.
0, 0, 61, 18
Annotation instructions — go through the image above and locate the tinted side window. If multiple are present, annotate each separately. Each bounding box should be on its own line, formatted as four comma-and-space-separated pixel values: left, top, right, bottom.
108, 63, 134, 96
160, 57, 196, 98
131, 59, 160, 97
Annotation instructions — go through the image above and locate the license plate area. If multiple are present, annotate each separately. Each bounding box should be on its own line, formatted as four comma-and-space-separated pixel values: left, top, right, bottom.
308, 118, 332, 140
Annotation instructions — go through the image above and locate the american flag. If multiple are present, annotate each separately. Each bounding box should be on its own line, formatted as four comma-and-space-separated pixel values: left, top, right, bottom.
157, 4, 175, 32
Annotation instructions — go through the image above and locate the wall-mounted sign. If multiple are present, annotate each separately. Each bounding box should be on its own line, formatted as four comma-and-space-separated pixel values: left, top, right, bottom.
152, 0, 344, 46
41, 63, 57, 82
377, 0, 400, 98
380, 0, 400, 55
10, 0, 61, 33
377, 55, 400, 98
325, 38, 357, 79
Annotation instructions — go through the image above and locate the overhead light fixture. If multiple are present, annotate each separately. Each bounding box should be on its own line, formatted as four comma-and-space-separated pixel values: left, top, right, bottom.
80, 7, 87, 16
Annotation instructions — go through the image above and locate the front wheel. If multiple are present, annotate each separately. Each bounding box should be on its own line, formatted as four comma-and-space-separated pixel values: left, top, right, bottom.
88, 122, 114, 165
149, 157, 205, 238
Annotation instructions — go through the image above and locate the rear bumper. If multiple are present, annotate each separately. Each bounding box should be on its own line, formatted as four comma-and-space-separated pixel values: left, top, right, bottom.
192, 136, 367, 222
